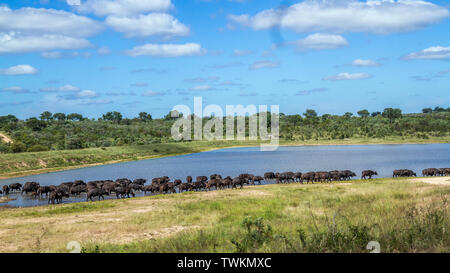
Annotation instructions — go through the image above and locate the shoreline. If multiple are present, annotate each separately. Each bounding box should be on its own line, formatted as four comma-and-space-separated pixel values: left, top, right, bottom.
0, 138, 448, 180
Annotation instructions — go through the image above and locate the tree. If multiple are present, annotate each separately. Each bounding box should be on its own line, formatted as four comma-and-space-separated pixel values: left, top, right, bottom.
53, 113, 67, 121
102, 111, 123, 124
343, 112, 353, 119
39, 111, 53, 121
371, 111, 381, 117
67, 113, 84, 121
303, 109, 317, 119
433, 106, 445, 113
422, 108, 433, 114
357, 109, 370, 118
382, 108, 402, 123
25, 117, 47, 131
138, 112, 152, 122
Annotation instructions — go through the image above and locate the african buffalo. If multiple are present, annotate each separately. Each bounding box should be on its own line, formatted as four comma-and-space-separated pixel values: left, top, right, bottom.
2, 185, 10, 195
87, 188, 107, 201
9, 183, 22, 192
22, 182, 40, 195
362, 170, 378, 179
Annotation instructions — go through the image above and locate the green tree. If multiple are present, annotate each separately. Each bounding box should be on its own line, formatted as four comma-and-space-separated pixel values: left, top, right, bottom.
53, 113, 67, 121
303, 109, 317, 119
422, 108, 433, 114
138, 112, 152, 122
25, 117, 47, 131
67, 113, 84, 121
343, 112, 353, 119
102, 111, 123, 124
39, 111, 53, 121
382, 108, 402, 123
357, 109, 370, 118
371, 112, 381, 117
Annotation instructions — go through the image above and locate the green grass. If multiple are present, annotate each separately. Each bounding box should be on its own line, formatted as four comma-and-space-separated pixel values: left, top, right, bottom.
1, 136, 448, 178
0, 177, 448, 253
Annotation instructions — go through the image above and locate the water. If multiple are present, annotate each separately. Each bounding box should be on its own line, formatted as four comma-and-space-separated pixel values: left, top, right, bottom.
1, 144, 449, 207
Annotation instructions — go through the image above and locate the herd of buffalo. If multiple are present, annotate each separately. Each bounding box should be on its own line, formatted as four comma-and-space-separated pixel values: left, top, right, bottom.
0, 167, 449, 205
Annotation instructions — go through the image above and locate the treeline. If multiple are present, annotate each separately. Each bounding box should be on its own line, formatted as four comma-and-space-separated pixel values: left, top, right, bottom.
0, 107, 449, 153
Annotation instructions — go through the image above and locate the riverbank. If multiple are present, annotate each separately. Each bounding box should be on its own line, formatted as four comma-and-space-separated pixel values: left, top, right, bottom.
0, 177, 448, 253
0, 136, 449, 179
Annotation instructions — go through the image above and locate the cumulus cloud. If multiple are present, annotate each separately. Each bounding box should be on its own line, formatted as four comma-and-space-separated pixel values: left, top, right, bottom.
324, 72, 372, 81
190, 85, 215, 91
403, 46, 450, 60
39, 85, 81, 92
0, 6, 102, 37
228, 0, 449, 34
296, 33, 348, 50
0, 65, 38, 75
351, 59, 380, 66
142, 91, 165, 96
296, 88, 328, 96
0, 7, 101, 54
233, 49, 253, 56
76, 0, 173, 17
124, 43, 203, 57
58, 89, 98, 100
105, 13, 189, 38
249, 60, 280, 70
2, 86, 30, 93
185, 76, 220, 83
0, 33, 92, 54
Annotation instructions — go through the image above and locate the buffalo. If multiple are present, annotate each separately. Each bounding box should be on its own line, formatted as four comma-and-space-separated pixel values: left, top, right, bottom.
87, 188, 107, 201
9, 183, 22, 192
22, 182, 40, 195
362, 170, 378, 179
2, 185, 10, 195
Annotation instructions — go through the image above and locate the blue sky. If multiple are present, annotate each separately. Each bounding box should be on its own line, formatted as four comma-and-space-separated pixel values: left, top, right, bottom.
0, 0, 449, 119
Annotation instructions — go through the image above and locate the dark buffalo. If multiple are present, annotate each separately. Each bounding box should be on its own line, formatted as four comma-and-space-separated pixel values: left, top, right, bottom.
252, 176, 264, 185
22, 182, 40, 195
393, 169, 416, 178
37, 186, 52, 197
9, 183, 22, 192
70, 185, 87, 195
115, 185, 135, 198
143, 185, 158, 195
186, 176, 193, 184
206, 179, 221, 191
301, 172, 316, 183
2, 185, 10, 195
196, 176, 208, 183
293, 172, 302, 182
133, 179, 147, 185
264, 172, 276, 180
231, 177, 245, 189
87, 188, 107, 201
361, 170, 378, 179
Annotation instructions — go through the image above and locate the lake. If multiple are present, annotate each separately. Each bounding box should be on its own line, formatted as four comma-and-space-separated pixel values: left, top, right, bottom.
1, 144, 449, 207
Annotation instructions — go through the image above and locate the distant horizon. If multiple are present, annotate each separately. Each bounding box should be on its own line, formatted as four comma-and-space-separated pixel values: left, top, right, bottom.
1, 105, 448, 121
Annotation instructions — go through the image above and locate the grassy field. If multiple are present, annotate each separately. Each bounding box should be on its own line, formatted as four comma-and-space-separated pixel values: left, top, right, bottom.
1, 136, 449, 179
0, 177, 448, 253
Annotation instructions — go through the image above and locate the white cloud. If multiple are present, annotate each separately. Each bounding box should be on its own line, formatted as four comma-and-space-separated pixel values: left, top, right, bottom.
296, 33, 348, 50
2, 86, 29, 93
142, 90, 165, 96
97, 47, 112, 55
124, 43, 203, 57
0, 7, 100, 54
249, 60, 280, 70
0, 65, 38, 75
324, 72, 372, 81
228, 0, 449, 34
403, 46, 450, 60
190, 85, 215, 91
77, 0, 173, 17
106, 13, 189, 38
233, 49, 253, 56
0, 32, 92, 54
77, 90, 97, 98
351, 59, 380, 66
40, 51, 91, 59
40, 85, 81, 92
0, 6, 102, 37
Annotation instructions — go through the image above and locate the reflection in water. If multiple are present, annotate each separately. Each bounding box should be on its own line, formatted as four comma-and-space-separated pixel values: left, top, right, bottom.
1, 144, 449, 207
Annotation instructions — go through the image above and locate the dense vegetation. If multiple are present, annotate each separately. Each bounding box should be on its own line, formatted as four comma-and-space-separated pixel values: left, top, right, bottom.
0, 106, 449, 154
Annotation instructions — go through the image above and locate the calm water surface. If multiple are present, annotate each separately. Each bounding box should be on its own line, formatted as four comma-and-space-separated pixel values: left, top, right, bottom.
1, 144, 449, 207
